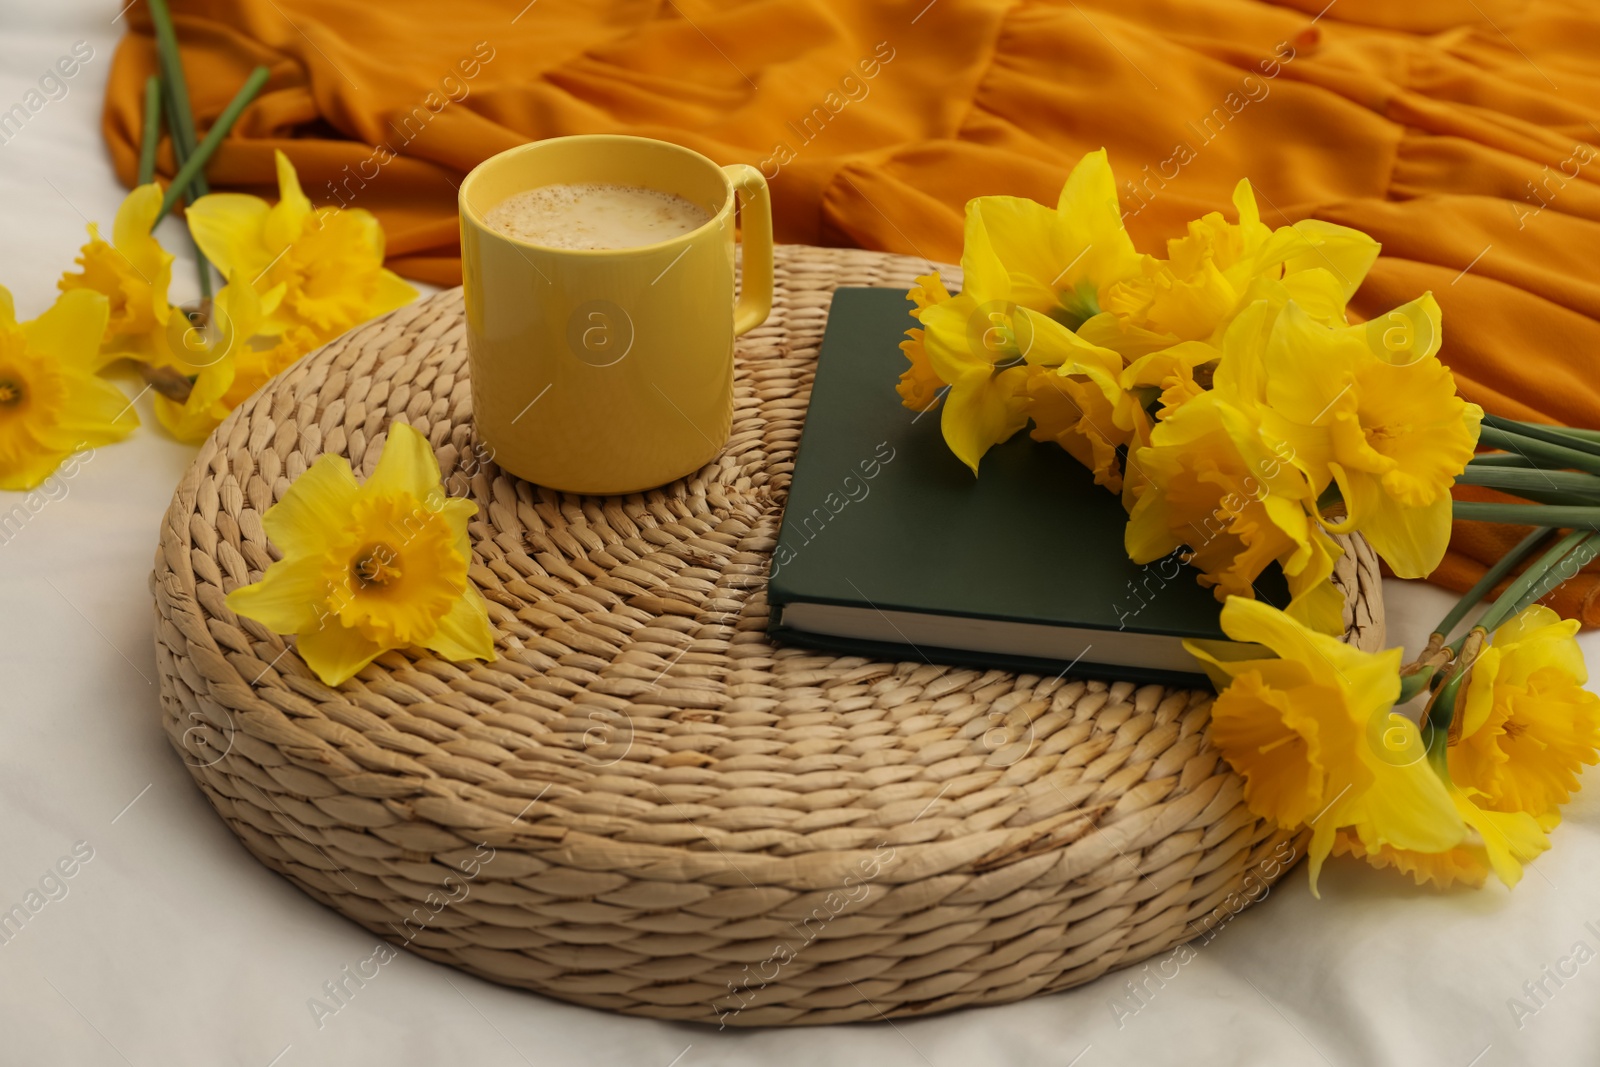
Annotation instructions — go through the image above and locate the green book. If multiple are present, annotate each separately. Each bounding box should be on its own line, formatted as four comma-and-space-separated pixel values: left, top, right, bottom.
767, 287, 1289, 688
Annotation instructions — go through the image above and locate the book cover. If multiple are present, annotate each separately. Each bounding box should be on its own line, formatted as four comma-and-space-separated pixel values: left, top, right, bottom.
766, 286, 1289, 686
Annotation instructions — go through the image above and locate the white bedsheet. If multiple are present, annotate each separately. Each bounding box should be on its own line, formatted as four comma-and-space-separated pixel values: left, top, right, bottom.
1, 3, 1596, 1064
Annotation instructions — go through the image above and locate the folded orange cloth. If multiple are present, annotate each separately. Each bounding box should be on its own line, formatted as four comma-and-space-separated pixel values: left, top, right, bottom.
103, 0, 1600, 621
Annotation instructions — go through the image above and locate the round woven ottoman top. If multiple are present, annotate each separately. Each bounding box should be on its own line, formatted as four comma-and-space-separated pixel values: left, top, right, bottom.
151, 244, 1385, 1027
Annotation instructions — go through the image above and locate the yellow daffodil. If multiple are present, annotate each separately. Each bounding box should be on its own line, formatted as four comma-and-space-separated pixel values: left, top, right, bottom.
1125, 389, 1346, 632
226, 422, 495, 685
1457, 606, 1600, 818
1331, 788, 1550, 890
896, 273, 951, 413
903, 149, 1151, 475
0, 287, 137, 491
57, 182, 175, 364
1331, 829, 1485, 889
1024, 365, 1129, 492
1023, 326, 1169, 493
1185, 597, 1464, 893
1298, 606, 1589, 891
1253, 297, 1482, 578
1119, 340, 1217, 421
151, 279, 270, 443
918, 285, 1122, 474
1099, 180, 1380, 350
187, 150, 416, 340
916, 292, 1030, 474
961, 148, 1144, 329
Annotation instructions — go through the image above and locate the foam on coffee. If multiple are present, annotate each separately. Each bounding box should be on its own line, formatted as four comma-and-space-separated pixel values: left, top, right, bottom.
484, 182, 711, 250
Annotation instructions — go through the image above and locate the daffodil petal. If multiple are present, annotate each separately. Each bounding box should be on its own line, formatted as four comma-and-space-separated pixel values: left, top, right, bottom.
1278, 269, 1348, 327
371, 270, 419, 317
1123, 474, 1182, 563
46, 373, 140, 448
1344, 472, 1452, 579
112, 182, 175, 298
295, 621, 388, 687
1216, 595, 1402, 696
367, 422, 443, 502
154, 359, 237, 443
939, 366, 1029, 475
423, 587, 497, 663
1014, 307, 1122, 373
1491, 603, 1566, 647
225, 554, 327, 634
1260, 219, 1381, 302
1357, 292, 1442, 365
1207, 670, 1327, 828
962, 196, 1053, 308
1055, 148, 1142, 291
260, 454, 362, 558
1457, 790, 1549, 888
186, 193, 273, 281
212, 277, 265, 345
21, 288, 109, 371
263, 149, 314, 250
0, 448, 73, 492
435, 495, 478, 562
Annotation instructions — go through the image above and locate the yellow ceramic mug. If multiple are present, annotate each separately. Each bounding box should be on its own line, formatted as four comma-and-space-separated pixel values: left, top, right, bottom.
459, 135, 774, 494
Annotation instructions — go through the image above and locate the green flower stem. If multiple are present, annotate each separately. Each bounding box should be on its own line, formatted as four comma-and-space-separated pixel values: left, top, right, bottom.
147, 0, 205, 196
148, 0, 211, 298
1484, 414, 1600, 460
1535, 425, 1600, 444
1468, 453, 1539, 468
1432, 526, 1551, 642
1471, 529, 1593, 639
1427, 666, 1468, 751
1478, 425, 1600, 478
1490, 532, 1599, 631
153, 66, 269, 225
1455, 466, 1600, 499
1458, 484, 1597, 509
137, 76, 162, 186
1452, 501, 1600, 529
1397, 666, 1436, 704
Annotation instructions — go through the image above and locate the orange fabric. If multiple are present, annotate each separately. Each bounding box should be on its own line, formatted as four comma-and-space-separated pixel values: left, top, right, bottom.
103, 0, 1600, 621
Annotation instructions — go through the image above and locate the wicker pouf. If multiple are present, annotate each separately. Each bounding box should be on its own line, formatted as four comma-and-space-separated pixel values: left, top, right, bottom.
151, 245, 1385, 1027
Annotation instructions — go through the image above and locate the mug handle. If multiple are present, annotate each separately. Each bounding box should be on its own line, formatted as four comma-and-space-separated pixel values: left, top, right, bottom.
723, 163, 773, 337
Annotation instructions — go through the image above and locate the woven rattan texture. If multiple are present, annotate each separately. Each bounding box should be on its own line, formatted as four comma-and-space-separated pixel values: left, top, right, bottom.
151, 245, 1385, 1026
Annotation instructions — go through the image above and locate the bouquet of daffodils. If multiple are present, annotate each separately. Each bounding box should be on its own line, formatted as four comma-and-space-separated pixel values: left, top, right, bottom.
0, 1, 483, 690
0, 0, 414, 492
899, 150, 1600, 892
